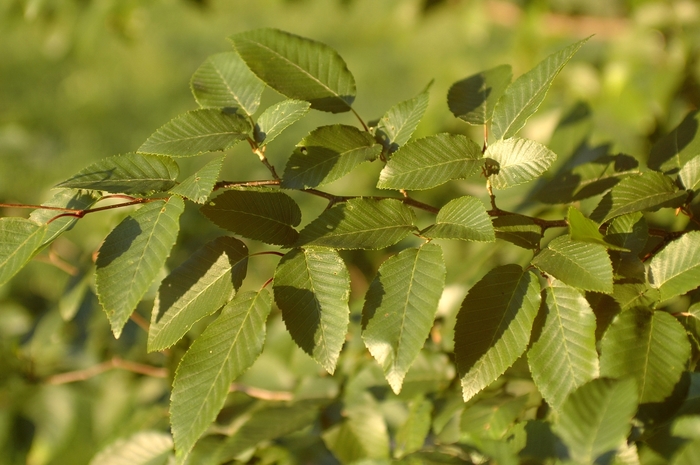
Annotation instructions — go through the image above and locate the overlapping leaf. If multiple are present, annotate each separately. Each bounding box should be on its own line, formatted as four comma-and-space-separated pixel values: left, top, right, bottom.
28, 189, 100, 247
362, 243, 446, 393
568, 206, 627, 251
254, 99, 311, 146
422, 196, 495, 242
679, 155, 700, 193
321, 404, 390, 462
169, 155, 224, 204
648, 231, 700, 301
492, 214, 541, 249
148, 236, 248, 352
377, 133, 482, 190
454, 264, 541, 401
0, 218, 47, 286
88, 431, 173, 465
273, 248, 350, 373
649, 110, 700, 173
96, 196, 184, 338
448, 65, 512, 125
376, 84, 431, 153
230, 28, 356, 113
486, 138, 557, 190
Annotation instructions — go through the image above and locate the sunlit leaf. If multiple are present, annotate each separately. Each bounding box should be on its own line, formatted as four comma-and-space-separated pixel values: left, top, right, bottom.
28, 189, 100, 247
486, 138, 556, 190
460, 395, 529, 440
421, 196, 495, 242
377, 83, 431, 152
612, 283, 659, 311
672, 439, 700, 465
649, 110, 700, 174
169, 155, 224, 204
649, 231, 700, 301
89, 431, 173, 465
0, 217, 46, 287
679, 155, 700, 194
448, 65, 512, 125
255, 99, 311, 146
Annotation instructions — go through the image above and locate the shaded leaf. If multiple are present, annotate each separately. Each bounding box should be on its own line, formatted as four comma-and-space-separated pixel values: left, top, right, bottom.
649, 111, 700, 174
448, 65, 512, 125
605, 212, 648, 254
255, 99, 311, 146
89, 431, 173, 465
612, 283, 659, 311
460, 395, 529, 440
169, 155, 224, 204
492, 214, 541, 249
486, 138, 557, 190
568, 206, 627, 251
0, 218, 47, 286
421, 196, 495, 242
394, 395, 432, 459
29, 189, 100, 247
321, 404, 390, 462
377, 83, 431, 152
672, 439, 700, 465
649, 231, 700, 301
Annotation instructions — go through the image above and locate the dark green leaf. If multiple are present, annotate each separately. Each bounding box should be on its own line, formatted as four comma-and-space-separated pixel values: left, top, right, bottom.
0, 218, 47, 286
169, 155, 224, 204
649, 111, 700, 173
649, 231, 700, 301
421, 196, 495, 242
376, 83, 431, 152
492, 214, 541, 249
255, 99, 311, 146
486, 138, 557, 190
448, 65, 512, 125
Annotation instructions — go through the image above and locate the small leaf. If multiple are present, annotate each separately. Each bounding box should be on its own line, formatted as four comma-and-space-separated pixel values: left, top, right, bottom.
190, 51, 265, 115
448, 65, 512, 125
454, 264, 541, 401
362, 243, 446, 394
89, 431, 173, 465
255, 99, 311, 146
679, 155, 700, 193
273, 248, 350, 373
201, 190, 301, 246
321, 404, 390, 462
649, 110, 700, 174
377, 133, 482, 190
492, 214, 541, 249
96, 196, 184, 338
29, 189, 100, 247
376, 83, 431, 152
568, 206, 628, 251
148, 236, 248, 352
281, 124, 381, 189
394, 395, 432, 459
531, 236, 613, 293
648, 231, 700, 301
421, 196, 495, 242
230, 28, 356, 113
486, 138, 557, 190
169, 155, 224, 204
0, 218, 47, 286
491, 37, 589, 140
605, 212, 648, 254
138, 109, 252, 157
296, 198, 415, 250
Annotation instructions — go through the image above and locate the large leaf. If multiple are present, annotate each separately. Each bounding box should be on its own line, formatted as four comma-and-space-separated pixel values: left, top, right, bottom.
190, 51, 264, 115
295, 198, 416, 249
527, 280, 599, 410
89, 431, 173, 465
281, 124, 381, 189
531, 235, 613, 293
201, 190, 301, 246
448, 65, 512, 125
361, 243, 446, 394
170, 290, 272, 461
486, 138, 557, 190
169, 155, 224, 204
148, 236, 248, 352
376, 84, 431, 153
491, 37, 589, 140
421, 196, 495, 242
138, 109, 252, 157
230, 28, 356, 113
273, 248, 350, 373
600, 308, 691, 403
95, 196, 184, 338
377, 133, 483, 190
649, 110, 700, 173
56, 153, 179, 195
648, 231, 700, 301
454, 264, 541, 401
554, 378, 638, 464
254, 99, 311, 146
0, 218, 47, 286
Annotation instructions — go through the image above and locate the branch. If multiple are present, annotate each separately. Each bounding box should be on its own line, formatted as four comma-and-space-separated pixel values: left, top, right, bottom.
229, 383, 294, 401
45, 357, 168, 385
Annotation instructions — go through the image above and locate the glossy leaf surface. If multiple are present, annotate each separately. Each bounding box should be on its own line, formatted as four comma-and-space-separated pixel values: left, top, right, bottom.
421, 196, 495, 242
448, 64, 512, 125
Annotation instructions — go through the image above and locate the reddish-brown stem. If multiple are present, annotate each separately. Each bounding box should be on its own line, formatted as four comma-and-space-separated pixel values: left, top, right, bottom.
251, 251, 285, 258
229, 383, 293, 401
47, 198, 162, 224
45, 357, 168, 384
261, 277, 274, 289
129, 312, 150, 333
34, 248, 79, 276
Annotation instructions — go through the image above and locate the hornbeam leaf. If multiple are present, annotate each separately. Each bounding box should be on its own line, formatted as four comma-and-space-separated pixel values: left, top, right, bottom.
88, 431, 173, 465
491, 37, 589, 140
649, 110, 700, 174
376, 83, 431, 153
377, 133, 482, 190
679, 155, 700, 193
281, 124, 381, 189
190, 51, 264, 115
96, 196, 184, 338
138, 109, 252, 157
56, 153, 179, 195
296, 198, 416, 250
486, 138, 557, 190
600, 308, 691, 403
0, 218, 47, 286
362, 243, 446, 394
492, 214, 541, 249
648, 231, 700, 301
568, 206, 628, 251
321, 404, 390, 462
528, 280, 600, 410
255, 99, 311, 146
273, 248, 350, 373
394, 395, 432, 458
201, 190, 301, 246
230, 28, 356, 113
148, 236, 248, 352
421, 196, 495, 242
29, 189, 100, 247
531, 236, 613, 293
454, 264, 541, 402
169, 155, 224, 204
170, 290, 272, 460
448, 65, 512, 125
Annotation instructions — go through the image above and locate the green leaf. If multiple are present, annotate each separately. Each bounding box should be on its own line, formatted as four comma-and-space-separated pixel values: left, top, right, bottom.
255, 99, 311, 146
148, 236, 248, 352
600, 308, 691, 403
612, 283, 659, 311
169, 155, 224, 204
486, 138, 557, 190
273, 248, 350, 373
531, 236, 613, 293
95, 196, 184, 338
554, 378, 638, 464
281, 124, 381, 189
605, 212, 648, 254
672, 439, 700, 465
201, 190, 301, 246
321, 403, 390, 462
190, 51, 265, 115
679, 155, 700, 193
138, 109, 252, 157
527, 280, 599, 410
55, 153, 179, 195
649, 110, 700, 174
568, 206, 627, 251
0, 218, 47, 286
28, 189, 100, 247
491, 37, 589, 140
376, 83, 431, 152
648, 231, 700, 301
394, 395, 433, 459
454, 264, 541, 401
448, 65, 512, 125
362, 243, 446, 394
377, 133, 483, 190
296, 198, 416, 250
170, 290, 272, 461
230, 28, 356, 113
460, 395, 529, 440
89, 431, 173, 465
421, 196, 495, 242
492, 214, 541, 249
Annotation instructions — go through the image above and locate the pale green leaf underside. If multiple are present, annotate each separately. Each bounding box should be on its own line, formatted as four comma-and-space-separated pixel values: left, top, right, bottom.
273, 248, 350, 373
0, 218, 47, 286
680, 155, 700, 193
448, 64, 512, 125
96, 197, 184, 338
148, 236, 248, 352
88, 431, 173, 465
486, 138, 557, 190
169, 155, 225, 204
255, 99, 311, 146
377, 84, 431, 151
649, 230, 700, 301
362, 243, 446, 394
377, 133, 483, 190
421, 196, 495, 242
